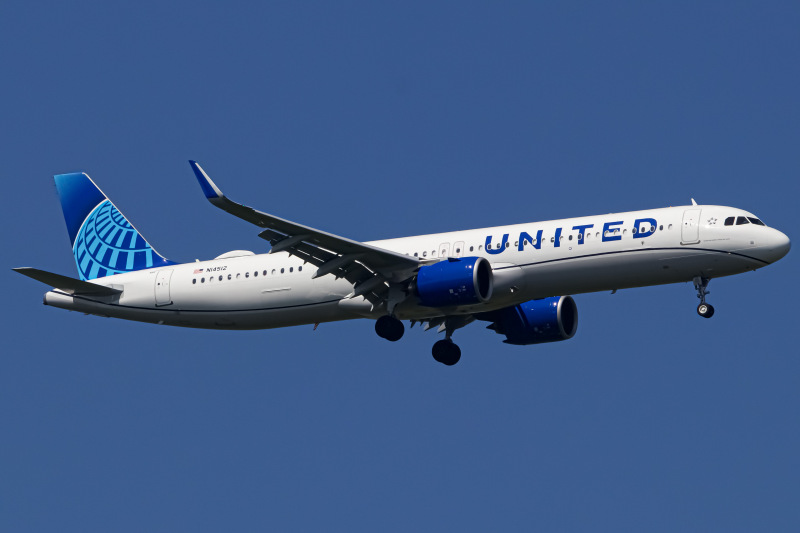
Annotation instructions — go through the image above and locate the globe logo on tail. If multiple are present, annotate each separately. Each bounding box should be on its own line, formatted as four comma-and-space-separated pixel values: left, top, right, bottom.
73, 200, 159, 280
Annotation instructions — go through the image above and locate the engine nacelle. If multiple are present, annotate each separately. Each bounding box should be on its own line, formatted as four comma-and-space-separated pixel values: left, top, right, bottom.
482, 296, 578, 345
415, 256, 493, 307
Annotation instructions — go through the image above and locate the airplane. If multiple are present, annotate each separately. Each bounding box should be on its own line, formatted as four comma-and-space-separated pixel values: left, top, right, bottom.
14, 162, 791, 365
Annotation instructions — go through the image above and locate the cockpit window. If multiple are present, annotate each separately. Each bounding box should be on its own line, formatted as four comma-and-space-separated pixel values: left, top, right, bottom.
724, 217, 735, 226
747, 217, 766, 226
736, 216, 750, 225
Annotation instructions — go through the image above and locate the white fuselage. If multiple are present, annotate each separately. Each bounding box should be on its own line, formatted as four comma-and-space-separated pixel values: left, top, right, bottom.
43, 205, 790, 329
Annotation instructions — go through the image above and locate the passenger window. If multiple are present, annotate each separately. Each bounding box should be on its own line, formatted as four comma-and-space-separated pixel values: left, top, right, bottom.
299, 266, 302, 271
272, 269, 276, 275
219, 275, 223, 281
236, 273, 240, 279
281, 268, 285, 274
469, 246, 474, 252
263, 270, 267, 276
568, 235, 573, 241
505, 242, 510, 248
228, 274, 232, 280
659, 225, 663, 231
290, 267, 293, 272
414, 252, 418, 257
736, 216, 750, 225
192, 279, 196, 285
254, 271, 258, 277
245, 272, 249, 278
423, 251, 427, 257
456, 248, 461, 253
201, 277, 205, 283
724, 217, 735, 226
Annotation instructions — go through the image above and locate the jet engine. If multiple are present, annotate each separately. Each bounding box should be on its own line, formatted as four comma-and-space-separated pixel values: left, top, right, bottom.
415, 257, 493, 307
481, 296, 578, 345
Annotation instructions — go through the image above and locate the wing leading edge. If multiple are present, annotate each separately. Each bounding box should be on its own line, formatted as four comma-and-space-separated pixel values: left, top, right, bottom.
189, 161, 420, 303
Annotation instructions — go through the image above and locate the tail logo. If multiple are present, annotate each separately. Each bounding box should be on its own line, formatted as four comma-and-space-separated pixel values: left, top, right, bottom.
74, 200, 159, 280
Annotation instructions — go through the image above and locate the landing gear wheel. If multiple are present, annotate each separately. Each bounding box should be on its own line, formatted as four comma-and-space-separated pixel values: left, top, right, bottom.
375, 315, 404, 342
693, 276, 714, 319
697, 303, 715, 318
432, 340, 461, 366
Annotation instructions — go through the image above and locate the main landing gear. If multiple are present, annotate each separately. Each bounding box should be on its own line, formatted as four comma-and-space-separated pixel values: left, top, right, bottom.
432, 339, 461, 366
375, 315, 404, 341
693, 276, 715, 318
374, 315, 463, 366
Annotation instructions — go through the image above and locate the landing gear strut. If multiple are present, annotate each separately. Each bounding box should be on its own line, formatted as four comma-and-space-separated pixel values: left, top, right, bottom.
693, 276, 715, 318
375, 315, 404, 341
431, 317, 466, 366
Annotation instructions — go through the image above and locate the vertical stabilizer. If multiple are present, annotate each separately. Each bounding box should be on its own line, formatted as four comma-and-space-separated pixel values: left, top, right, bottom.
54, 172, 173, 280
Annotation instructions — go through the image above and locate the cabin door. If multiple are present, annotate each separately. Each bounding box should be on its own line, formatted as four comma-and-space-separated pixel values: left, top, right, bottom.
681, 209, 701, 244
155, 269, 174, 306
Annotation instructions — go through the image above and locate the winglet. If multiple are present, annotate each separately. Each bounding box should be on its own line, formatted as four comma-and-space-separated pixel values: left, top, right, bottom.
189, 161, 225, 200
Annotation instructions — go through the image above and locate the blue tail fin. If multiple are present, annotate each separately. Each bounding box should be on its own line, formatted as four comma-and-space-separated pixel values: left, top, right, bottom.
54, 172, 174, 280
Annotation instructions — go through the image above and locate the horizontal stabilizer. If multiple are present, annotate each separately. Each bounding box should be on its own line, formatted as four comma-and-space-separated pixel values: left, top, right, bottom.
13, 267, 122, 296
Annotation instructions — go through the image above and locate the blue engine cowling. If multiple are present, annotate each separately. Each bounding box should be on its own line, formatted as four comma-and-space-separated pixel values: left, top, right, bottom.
480, 296, 578, 345
416, 257, 493, 307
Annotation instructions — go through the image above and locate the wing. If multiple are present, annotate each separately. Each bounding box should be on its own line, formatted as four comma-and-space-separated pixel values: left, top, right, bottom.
189, 161, 420, 304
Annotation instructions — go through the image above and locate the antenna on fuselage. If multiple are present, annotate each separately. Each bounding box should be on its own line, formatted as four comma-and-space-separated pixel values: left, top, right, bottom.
691, 198, 698, 205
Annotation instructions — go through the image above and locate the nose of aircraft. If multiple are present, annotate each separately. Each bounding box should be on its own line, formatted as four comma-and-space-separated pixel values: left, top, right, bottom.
761, 228, 791, 263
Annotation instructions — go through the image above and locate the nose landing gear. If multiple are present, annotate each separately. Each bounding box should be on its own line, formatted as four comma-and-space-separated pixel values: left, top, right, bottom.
693, 276, 715, 318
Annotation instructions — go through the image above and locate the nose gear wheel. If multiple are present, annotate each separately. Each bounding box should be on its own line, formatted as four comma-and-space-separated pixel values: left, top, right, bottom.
693, 276, 715, 318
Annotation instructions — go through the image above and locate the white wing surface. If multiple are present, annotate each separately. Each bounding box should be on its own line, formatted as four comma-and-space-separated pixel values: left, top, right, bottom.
189, 161, 420, 303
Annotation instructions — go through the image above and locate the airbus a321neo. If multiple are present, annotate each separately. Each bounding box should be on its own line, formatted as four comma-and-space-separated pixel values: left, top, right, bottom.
14, 162, 791, 365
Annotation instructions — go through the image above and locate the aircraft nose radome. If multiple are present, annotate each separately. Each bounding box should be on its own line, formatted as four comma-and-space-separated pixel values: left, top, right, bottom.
764, 229, 791, 263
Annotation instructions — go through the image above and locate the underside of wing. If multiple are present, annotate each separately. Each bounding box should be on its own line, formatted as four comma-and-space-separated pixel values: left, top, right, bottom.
189, 161, 420, 303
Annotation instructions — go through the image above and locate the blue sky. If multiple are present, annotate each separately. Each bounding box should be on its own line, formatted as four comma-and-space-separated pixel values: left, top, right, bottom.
2, 2, 799, 531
